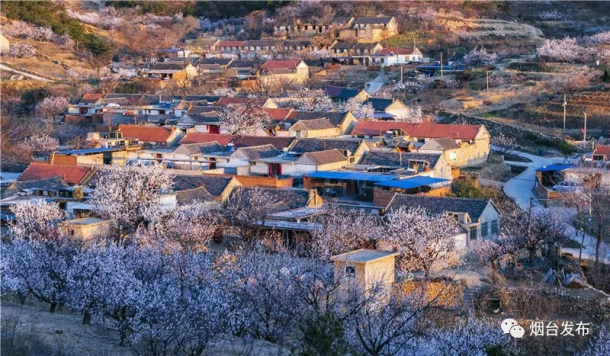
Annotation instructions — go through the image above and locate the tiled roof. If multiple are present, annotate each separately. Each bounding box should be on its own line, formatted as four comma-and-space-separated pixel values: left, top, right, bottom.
324, 85, 345, 98
2, 176, 70, 199
387, 194, 493, 221
377, 47, 415, 55
418, 138, 461, 151
354, 17, 393, 25
246, 108, 293, 120
288, 111, 348, 126
594, 145, 610, 156
233, 136, 295, 150
363, 98, 393, 111
233, 187, 311, 212
215, 97, 267, 107
352, 122, 482, 140
336, 88, 361, 100
290, 138, 362, 155
164, 57, 199, 64
301, 149, 347, 165
175, 187, 215, 205
217, 40, 247, 47
173, 175, 207, 191
201, 176, 234, 197
361, 151, 441, 168
180, 133, 233, 145
118, 125, 172, 143
237, 145, 281, 160
81, 93, 104, 103
18, 163, 94, 185
228, 60, 264, 69
260, 60, 300, 70
198, 58, 233, 66
290, 118, 336, 131
149, 63, 189, 71
176, 142, 224, 155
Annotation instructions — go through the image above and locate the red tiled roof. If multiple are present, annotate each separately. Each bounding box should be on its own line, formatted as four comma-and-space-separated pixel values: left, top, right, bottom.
352, 122, 482, 140
180, 133, 233, 145
215, 97, 267, 107
260, 60, 299, 70
18, 163, 93, 185
377, 47, 415, 55
118, 125, 172, 143
594, 145, 610, 156
81, 93, 104, 103
217, 41, 247, 47
246, 108, 293, 120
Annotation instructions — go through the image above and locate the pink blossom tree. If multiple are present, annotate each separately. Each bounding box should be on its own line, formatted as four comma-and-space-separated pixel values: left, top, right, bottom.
36, 96, 69, 118
536, 37, 585, 63
463, 47, 499, 66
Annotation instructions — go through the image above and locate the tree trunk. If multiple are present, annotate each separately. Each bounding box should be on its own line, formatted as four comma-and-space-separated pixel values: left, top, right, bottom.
50, 302, 57, 313
595, 223, 603, 268
83, 312, 92, 325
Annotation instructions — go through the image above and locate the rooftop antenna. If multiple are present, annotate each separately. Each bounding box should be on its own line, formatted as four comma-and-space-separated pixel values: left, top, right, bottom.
412, 33, 416, 50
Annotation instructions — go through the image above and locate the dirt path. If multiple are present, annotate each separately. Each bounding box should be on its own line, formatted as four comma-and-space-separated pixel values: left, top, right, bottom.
436, 13, 545, 42
0, 63, 54, 82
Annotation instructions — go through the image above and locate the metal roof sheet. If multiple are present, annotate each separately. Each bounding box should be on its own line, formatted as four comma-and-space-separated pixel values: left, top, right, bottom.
374, 176, 449, 189
306, 171, 399, 182
535, 164, 572, 172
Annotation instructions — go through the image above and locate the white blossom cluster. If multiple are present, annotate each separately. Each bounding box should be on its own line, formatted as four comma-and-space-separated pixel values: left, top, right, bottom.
464, 47, 499, 66
7, 44, 37, 58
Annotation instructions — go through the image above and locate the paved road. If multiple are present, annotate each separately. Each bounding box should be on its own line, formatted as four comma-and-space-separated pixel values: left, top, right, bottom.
0, 63, 53, 82
498, 146, 609, 263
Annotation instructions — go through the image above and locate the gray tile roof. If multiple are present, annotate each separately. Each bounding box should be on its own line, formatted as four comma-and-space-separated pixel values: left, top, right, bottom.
419, 138, 460, 151
289, 111, 348, 126
233, 187, 311, 212
2, 176, 70, 199
175, 186, 215, 205
233, 136, 295, 150
177, 142, 225, 155
354, 17, 393, 25
361, 151, 441, 168
201, 176, 234, 197
198, 58, 233, 66
387, 195, 493, 221
290, 138, 363, 156
364, 98, 393, 111
237, 145, 281, 160
291, 118, 336, 131
173, 175, 206, 191
301, 149, 346, 165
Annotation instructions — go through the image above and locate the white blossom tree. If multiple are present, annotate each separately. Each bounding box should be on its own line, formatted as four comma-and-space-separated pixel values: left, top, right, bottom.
7, 44, 37, 58
582, 326, 610, 356
463, 47, 499, 66
219, 106, 270, 136
344, 98, 376, 119
8, 199, 66, 241
15, 134, 59, 158
92, 165, 174, 241
36, 96, 69, 119
536, 37, 586, 63
384, 206, 463, 277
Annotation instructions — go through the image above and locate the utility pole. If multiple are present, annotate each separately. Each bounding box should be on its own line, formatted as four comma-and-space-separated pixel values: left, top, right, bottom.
400, 65, 403, 83
562, 93, 567, 132
486, 71, 489, 94
582, 113, 587, 142
440, 52, 443, 80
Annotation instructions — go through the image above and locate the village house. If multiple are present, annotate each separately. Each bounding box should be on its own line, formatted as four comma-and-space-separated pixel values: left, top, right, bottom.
352, 122, 491, 166
360, 151, 453, 180
177, 106, 223, 133
273, 17, 354, 38
233, 136, 296, 150
373, 47, 424, 66
339, 16, 398, 43
214, 40, 248, 58
116, 125, 184, 148
385, 194, 501, 244
592, 145, 610, 162
179, 133, 234, 145
146, 62, 198, 82
288, 118, 341, 138
324, 86, 370, 105
18, 163, 96, 186
362, 98, 411, 120
252, 149, 348, 178
258, 60, 309, 90
167, 142, 226, 170
60, 217, 112, 241
217, 144, 282, 176
288, 138, 371, 164
173, 175, 241, 202
417, 138, 463, 168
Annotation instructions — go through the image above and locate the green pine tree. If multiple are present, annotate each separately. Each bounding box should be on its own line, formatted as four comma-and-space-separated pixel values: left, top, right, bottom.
298, 312, 349, 356
603, 68, 610, 82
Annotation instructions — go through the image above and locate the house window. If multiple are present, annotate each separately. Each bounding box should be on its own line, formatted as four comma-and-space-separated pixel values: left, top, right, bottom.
296, 131, 302, 137
481, 222, 489, 238
470, 228, 477, 240
491, 220, 499, 235
345, 266, 355, 277
449, 151, 457, 161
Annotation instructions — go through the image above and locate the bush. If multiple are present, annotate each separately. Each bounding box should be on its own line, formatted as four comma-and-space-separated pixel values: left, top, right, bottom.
524, 132, 574, 154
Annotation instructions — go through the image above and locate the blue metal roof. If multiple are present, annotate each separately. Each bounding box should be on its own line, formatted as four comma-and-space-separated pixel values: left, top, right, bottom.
58, 147, 124, 155
535, 164, 571, 172
375, 176, 449, 189
306, 171, 399, 182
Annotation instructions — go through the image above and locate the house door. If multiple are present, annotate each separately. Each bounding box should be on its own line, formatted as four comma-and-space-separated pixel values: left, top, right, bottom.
268, 163, 281, 176
209, 125, 220, 134
156, 154, 163, 164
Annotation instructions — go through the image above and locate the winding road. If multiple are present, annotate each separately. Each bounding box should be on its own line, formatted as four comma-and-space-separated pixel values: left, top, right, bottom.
0, 63, 53, 82
498, 146, 610, 263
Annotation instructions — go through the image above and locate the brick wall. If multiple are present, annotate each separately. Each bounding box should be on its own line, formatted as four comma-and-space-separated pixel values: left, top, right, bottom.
65, 115, 91, 124
49, 154, 78, 166
234, 175, 293, 188
373, 187, 396, 207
